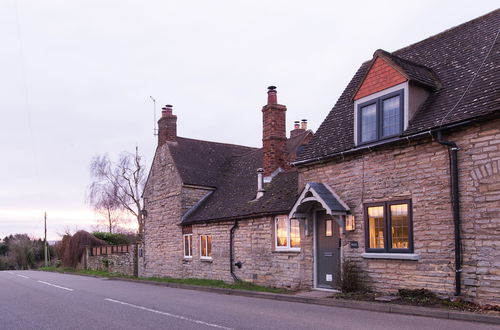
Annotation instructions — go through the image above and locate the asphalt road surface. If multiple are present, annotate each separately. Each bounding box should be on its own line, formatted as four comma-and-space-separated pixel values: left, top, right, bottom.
0, 270, 497, 330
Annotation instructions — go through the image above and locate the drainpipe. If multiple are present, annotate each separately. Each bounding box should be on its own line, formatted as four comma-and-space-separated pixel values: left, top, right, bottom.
229, 220, 241, 282
436, 131, 462, 296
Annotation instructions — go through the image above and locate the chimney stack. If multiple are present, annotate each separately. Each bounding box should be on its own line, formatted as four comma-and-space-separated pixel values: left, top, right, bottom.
158, 104, 177, 145
290, 120, 305, 138
262, 86, 287, 177
300, 119, 308, 130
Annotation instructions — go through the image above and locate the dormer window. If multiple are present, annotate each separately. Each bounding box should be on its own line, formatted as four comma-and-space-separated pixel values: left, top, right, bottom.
352, 49, 439, 146
358, 89, 404, 144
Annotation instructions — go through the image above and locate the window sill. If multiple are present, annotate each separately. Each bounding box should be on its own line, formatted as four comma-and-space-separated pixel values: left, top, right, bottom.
183, 257, 192, 261
200, 257, 213, 263
273, 248, 301, 254
362, 253, 419, 260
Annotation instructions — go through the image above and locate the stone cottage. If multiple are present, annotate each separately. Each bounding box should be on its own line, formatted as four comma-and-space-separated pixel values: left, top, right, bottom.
294, 10, 499, 305
141, 86, 315, 289
141, 10, 499, 305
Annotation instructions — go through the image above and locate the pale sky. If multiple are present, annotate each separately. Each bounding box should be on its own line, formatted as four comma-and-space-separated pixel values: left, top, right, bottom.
0, 1, 497, 240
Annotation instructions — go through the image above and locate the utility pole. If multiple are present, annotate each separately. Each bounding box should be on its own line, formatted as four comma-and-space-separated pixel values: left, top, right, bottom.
44, 212, 48, 267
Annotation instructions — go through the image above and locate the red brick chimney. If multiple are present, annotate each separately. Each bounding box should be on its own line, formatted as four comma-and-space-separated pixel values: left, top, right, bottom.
158, 104, 177, 145
262, 86, 287, 177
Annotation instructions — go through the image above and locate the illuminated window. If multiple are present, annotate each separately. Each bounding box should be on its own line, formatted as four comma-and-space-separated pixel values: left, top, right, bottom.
275, 216, 300, 250
200, 235, 212, 259
364, 200, 412, 253
183, 234, 192, 258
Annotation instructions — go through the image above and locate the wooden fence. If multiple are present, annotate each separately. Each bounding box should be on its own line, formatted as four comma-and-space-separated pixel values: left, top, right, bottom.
90, 245, 130, 256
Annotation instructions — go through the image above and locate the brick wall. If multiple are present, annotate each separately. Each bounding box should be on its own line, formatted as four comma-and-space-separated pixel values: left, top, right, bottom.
299, 118, 500, 305
354, 57, 406, 100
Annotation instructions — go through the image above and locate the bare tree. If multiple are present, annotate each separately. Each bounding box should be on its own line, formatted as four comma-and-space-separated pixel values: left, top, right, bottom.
87, 182, 127, 233
88, 147, 146, 238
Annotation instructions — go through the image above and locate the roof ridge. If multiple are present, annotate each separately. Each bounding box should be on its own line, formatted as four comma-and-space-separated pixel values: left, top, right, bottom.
176, 136, 258, 150
393, 9, 499, 55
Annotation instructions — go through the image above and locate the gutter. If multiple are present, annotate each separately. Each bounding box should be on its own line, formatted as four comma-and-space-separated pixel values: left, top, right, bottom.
436, 131, 462, 296
292, 117, 484, 167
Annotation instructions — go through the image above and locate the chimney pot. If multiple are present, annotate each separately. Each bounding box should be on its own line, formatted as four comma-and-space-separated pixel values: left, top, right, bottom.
162, 104, 173, 116
158, 104, 177, 145
300, 119, 308, 130
267, 85, 278, 104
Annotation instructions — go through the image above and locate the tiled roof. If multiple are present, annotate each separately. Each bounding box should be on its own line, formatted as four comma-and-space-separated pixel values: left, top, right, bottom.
172, 132, 310, 224
376, 50, 441, 91
297, 10, 500, 163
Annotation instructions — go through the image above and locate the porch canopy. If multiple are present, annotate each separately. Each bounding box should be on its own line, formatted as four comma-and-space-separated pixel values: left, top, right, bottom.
289, 182, 349, 227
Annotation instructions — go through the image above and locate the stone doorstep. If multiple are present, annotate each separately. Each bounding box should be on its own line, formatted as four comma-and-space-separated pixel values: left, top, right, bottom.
36, 271, 500, 326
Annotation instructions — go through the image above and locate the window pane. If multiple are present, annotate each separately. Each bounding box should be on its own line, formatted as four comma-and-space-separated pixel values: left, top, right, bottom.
201, 235, 207, 256
184, 235, 189, 256
276, 217, 288, 247
188, 235, 192, 256
391, 204, 409, 249
368, 206, 385, 249
207, 235, 212, 257
382, 96, 400, 137
361, 103, 377, 142
290, 219, 300, 248
325, 219, 332, 237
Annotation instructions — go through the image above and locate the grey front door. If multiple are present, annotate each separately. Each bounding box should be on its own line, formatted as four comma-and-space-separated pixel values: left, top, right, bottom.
316, 211, 341, 289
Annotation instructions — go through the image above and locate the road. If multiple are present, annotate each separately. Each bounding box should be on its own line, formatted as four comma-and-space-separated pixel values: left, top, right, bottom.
0, 270, 497, 330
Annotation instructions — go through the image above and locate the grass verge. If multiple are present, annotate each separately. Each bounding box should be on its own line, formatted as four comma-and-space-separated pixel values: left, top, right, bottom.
38, 267, 287, 294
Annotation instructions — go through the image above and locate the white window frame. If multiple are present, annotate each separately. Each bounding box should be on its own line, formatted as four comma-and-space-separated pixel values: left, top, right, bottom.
274, 215, 301, 251
199, 234, 212, 260
183, 234, 192, 259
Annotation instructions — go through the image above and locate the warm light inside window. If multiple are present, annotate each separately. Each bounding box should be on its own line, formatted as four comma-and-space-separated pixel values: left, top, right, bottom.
391, 204, 409, 249
276, 217, 288, 247
325, 219, 333, 237
290, 219, 300, 248
200, 235, 212, 258
368, 206, 385, 249
275, 216, 300, 249
346, 215, 355, 231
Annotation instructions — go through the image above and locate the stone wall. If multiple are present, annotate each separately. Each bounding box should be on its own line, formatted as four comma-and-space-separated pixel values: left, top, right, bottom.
179, 217, 313, 290
141, 143, 184, 278
85, 245, 136, 276
299, 118, 500, 305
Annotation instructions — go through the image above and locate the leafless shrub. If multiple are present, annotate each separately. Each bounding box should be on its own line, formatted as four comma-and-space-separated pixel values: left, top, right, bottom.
60, 230, 107, 268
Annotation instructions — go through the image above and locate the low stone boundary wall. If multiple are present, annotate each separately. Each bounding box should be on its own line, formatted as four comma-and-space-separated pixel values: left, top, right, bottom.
84, 244, 137, 276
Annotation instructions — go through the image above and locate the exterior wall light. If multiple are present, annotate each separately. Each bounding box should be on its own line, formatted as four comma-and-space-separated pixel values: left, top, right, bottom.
346, 215, 355, 231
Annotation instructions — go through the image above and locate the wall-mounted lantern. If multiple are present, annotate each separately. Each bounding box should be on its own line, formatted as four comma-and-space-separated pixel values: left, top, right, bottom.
345, 215, 355, 231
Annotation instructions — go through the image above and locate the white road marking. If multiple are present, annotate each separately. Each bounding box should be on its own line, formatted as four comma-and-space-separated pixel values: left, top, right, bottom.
17, 274, 30, 279
104, 298, 233, 330
37, 280, 74, 291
